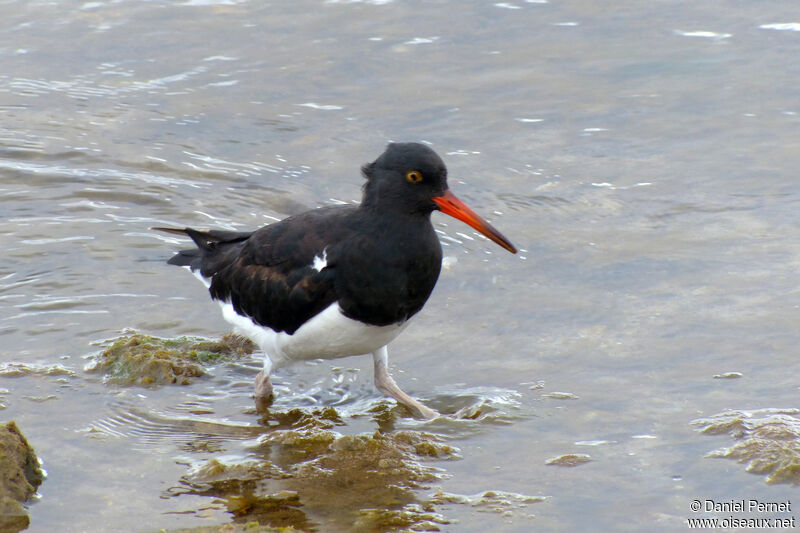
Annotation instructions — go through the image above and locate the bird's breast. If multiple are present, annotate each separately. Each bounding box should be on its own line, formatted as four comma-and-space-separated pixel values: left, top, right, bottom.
335, 241, 442, 326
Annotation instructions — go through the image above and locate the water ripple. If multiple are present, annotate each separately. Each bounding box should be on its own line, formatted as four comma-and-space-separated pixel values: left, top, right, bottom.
85, 400, 264, 451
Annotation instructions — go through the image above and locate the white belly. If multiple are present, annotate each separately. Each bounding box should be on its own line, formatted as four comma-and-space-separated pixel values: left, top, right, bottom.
220, 300, 409, 367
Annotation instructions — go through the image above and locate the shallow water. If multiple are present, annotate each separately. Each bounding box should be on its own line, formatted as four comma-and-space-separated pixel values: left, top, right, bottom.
2, 0, 800, 531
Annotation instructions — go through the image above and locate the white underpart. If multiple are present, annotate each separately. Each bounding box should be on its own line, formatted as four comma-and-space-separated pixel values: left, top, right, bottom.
186, 266, 409, 369
311, 248, 328, 272
222, 301, 410, 369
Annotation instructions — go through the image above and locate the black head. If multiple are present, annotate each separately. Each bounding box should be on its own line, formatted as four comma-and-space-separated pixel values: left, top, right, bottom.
361, 142, 448, 214
360, 142, 517, 253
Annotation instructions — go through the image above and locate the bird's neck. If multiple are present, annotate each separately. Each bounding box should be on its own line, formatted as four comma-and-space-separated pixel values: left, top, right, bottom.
357, 203, 435, 235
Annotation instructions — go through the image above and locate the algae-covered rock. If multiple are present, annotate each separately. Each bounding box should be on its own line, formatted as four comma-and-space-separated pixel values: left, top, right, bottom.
151, 523, 301, 532
257, 406, 343, 433
174, 406, 462, 532
354, 503, 451, 531
287, 429, 458, 500
0, 363, 75, 378
87, 333, 255, 386
164, 398, 542, 531
429, 488, 546, 513
182, 458, 290, 493
0, 421, 44, 533
692, 408, 800, 484
544, 453, 592, 467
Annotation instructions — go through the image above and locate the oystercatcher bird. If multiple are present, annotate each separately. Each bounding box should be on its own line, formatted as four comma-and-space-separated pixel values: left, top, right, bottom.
154, 143, 516, 419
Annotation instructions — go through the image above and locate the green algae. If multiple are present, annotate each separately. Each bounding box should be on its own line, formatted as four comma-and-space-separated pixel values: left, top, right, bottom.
173, 406, 464, 532
182, 458, 290, 491
0, 362, 75, 378
86, 333, 255, 386
252, 426, 460, 528
692, 408, 800, 484
354, 504, 451, 531
429, 489, 546, 514
153, 523, 301, 533
0, 421, 44, 533
544, 453, 592, 467
257, 406, 344, 433
223, 491, 311, 531
154, 393, 549, 531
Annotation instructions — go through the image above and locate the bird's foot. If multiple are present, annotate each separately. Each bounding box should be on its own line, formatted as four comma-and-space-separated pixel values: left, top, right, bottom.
373, 356, 438, 420
254, 370, 274, 413
403, 400, 439, 420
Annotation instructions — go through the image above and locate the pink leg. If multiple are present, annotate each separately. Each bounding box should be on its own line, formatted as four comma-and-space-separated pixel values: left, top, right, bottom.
372, 346, 438, 419
254, 358, 274, 412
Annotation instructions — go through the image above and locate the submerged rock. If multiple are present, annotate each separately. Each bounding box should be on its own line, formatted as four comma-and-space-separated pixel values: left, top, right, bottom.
173, 406, 461, 531
429, 488, 546, 513
692, 408, 800, 484
86, 333, 255, 386
153, 393, 541, 531
151, 523, 301, 532
354, 504, 451, 531
544, 453, 592, 467
0, 363, 75, 378
0, 421, 44, 533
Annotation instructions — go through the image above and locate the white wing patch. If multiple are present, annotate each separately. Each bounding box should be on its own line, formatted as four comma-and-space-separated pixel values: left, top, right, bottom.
312, 248, 328, 272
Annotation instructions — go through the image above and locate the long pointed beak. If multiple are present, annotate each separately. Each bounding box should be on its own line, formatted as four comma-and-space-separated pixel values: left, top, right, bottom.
432, 190, 517, 254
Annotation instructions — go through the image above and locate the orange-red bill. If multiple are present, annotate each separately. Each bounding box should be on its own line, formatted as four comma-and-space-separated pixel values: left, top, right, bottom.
432, 190, 517, 254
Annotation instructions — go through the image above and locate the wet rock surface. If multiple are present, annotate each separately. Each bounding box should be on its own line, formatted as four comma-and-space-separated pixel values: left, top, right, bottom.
544, 453, 592, 467
693, 408, 800, 484
171, 406, 462, 531
0, 421, 44, 533
86, 333, 256, 387
152, 524, 300, 533
154, 398, 542, 532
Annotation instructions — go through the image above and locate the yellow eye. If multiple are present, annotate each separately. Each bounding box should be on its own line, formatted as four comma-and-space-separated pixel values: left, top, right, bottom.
405, 170, 423, 183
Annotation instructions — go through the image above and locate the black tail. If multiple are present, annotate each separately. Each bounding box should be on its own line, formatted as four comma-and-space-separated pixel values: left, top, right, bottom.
151, 226, 252, 271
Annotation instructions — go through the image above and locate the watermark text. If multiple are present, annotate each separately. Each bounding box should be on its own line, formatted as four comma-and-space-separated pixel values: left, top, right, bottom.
688, 499, 794, 529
